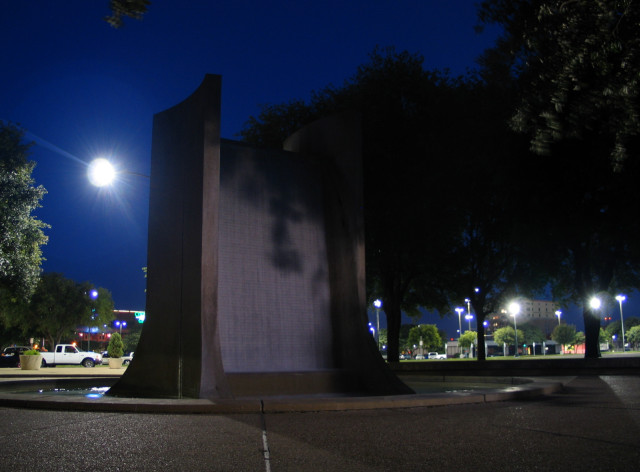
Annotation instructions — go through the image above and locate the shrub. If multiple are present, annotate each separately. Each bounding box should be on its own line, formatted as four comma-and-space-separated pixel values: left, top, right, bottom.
107, 332, 124, 358
23, 349, 40, 355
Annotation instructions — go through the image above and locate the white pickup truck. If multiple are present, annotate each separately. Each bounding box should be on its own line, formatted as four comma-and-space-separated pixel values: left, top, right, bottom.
428, 352, 447, 359
40, 344, 103, 367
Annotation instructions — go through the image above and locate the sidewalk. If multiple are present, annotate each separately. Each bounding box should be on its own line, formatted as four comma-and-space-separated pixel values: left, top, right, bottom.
0, 365, 125, 379
0, 375, 638, 471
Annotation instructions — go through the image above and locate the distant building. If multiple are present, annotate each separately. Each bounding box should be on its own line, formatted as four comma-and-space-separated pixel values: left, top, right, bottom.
491, 299, 560, 336
112, 309, 145, 328
75, 309, 145, 350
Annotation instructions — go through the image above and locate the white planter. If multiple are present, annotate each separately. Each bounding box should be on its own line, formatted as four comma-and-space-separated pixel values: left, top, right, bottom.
19, 355, 42, 370
108, 357, 124, 369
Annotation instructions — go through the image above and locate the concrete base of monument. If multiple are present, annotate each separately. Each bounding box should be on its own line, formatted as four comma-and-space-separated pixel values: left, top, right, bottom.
227, 371, 359, 397
225, 370, 410, 397
0, 369, 567, 414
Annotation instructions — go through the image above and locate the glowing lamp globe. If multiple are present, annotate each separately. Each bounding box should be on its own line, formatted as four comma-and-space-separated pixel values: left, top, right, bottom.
508, 302, 521, 315
88, 158, 116, 187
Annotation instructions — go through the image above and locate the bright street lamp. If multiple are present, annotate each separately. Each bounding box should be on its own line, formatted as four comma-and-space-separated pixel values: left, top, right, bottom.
465, 298, 472, 320
555, 310, 562, 325
616, 295, 626, 352
509, 302, 521, 357
590, 297, 601, 310
87, 158, 116, 187
114, 320, 127, 335
465, 314, 473, 331
88, 157, 149, 187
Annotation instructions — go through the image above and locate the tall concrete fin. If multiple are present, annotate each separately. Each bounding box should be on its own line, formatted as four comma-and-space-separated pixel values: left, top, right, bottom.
284, 112, 413, 395
109, 75, 230, 399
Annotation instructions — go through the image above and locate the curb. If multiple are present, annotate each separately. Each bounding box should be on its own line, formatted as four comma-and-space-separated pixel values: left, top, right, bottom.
0, 377, 565, 414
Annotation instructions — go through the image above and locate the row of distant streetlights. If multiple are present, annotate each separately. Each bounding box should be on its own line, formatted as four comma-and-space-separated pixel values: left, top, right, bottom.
454, 307, 476, 336
452, 292, 628, 357
370, 292, 628, 356
454, 289, 481, 339
508, 294, 627, 356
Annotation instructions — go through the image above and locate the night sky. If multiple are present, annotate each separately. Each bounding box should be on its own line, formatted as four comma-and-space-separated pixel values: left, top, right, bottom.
1, 1, 634, 338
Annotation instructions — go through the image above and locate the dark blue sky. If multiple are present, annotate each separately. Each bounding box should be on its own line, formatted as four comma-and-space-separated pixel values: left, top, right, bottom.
2, 1, 635, 337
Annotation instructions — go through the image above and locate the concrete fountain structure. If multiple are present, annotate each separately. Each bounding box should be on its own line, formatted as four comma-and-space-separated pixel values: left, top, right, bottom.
0, 76, 589, 414
108, 74, 411, 399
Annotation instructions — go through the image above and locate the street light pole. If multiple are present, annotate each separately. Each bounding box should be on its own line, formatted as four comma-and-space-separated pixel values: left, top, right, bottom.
555, 310, 562, 325
616, 295, 626, 352
509, 302, 521, 357
455, 307, 464, 339
115, 320, 127, 335
374, 299, 382, 350
589, 297, 602, 354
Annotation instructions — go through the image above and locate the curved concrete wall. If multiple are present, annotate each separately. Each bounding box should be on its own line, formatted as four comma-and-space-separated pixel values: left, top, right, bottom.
110, 75, 410, 399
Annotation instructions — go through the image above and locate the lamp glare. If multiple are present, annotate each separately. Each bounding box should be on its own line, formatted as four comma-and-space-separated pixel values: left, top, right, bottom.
88, 158, 116, 187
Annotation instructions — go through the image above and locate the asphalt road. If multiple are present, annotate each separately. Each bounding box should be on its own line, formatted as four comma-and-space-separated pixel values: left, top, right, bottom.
1, 375, 639, 471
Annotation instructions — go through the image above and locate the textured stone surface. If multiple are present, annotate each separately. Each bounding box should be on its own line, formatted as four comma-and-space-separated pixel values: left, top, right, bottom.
217, 142, 332, 373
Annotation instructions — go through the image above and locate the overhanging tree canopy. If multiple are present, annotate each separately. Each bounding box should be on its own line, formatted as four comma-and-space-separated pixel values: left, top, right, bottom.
478, 0, 640, 358
0, 122, 48, 300
105, 0, 151, 28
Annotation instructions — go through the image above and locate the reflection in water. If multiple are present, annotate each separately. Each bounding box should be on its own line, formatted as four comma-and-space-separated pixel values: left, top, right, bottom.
33, 386, 110, 398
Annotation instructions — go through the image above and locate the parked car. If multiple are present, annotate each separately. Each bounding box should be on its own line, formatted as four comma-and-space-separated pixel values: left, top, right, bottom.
0, 346, 31, 368
40, 344, 102, 367
122, 352, 134, 365
415, 354, 425, 360
101, 351, 134, 365
399, 354, 412, 360
428, 352, 447, 359
100, 351, 112, 365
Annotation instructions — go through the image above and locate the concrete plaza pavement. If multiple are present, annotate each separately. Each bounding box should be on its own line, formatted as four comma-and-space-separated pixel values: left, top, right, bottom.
1, 374, 639, 471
